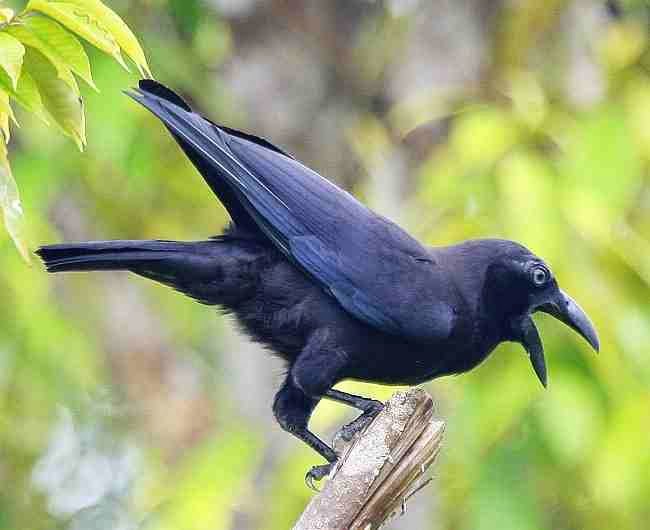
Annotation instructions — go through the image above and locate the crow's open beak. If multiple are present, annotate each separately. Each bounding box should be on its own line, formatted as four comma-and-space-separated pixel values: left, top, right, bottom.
518, 316, 547, 388
537, 289, 600, 353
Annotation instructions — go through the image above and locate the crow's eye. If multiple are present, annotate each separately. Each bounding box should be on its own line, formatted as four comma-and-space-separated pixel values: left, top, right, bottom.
532, 266, 549, 287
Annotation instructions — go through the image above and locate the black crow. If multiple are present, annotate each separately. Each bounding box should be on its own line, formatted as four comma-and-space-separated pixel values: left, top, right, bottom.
38, 80, 599, 485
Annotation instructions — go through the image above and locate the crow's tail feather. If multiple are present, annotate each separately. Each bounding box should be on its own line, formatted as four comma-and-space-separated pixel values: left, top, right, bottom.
36, 238, 261, 307
36, 240, 202, 273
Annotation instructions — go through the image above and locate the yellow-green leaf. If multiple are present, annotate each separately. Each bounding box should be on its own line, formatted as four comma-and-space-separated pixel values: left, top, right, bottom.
0, 89, 17, 142
0, 112, 8, 144
22, 14, 97, 90
0, 68, 48, 123
7, 18, 80, 95
0, 33, 25, 90
24, 48, 85, 149
63, 0, 151, 77
0, 8, 15, 24
0, 140, 29, 262
25, 0, 127, 70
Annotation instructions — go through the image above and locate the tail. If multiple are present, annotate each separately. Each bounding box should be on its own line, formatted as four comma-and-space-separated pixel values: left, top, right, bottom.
36, 238, 260, 307
37, 240, 224, 302
37, 240, 206, 274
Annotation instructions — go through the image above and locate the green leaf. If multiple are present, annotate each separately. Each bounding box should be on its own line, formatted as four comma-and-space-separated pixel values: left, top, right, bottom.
7, 17, 80, 95
24, 48, 85, 149
0, 140, 29, 262
0, 68, 48, 123
0, 33, 25, 90
63, 0, 151, 77
21, 13, 97, 90
0, 110, 8, 143
25, 0, 127, 70
0, 88, 17, 142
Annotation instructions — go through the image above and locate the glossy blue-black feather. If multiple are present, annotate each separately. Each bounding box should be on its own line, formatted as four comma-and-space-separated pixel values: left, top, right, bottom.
128, 81, 455, 342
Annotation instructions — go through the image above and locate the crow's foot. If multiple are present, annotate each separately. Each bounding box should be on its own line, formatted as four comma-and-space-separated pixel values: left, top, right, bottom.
333, 402, 384, 447
305, 462, 334, 491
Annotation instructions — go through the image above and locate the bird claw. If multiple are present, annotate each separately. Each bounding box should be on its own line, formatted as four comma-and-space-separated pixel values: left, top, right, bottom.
305, 463, 334, 491
333, 403, 384, 447
335, 415, 374, 444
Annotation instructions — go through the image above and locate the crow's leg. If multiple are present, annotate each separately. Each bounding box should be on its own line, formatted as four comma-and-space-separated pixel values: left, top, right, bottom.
283, 331, 350, 487
272, 379, 336, 490
325, 389, 384, 442
325, 388, 383, 412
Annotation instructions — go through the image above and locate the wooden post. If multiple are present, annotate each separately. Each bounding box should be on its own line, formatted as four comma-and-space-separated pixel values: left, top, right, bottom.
293, 388, 445, 530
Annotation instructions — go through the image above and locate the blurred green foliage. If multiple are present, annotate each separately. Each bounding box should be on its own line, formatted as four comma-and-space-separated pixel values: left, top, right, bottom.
1, 1, 649, 529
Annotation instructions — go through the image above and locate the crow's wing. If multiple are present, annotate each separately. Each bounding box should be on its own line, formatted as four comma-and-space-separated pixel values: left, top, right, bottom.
129, 80, 455, 342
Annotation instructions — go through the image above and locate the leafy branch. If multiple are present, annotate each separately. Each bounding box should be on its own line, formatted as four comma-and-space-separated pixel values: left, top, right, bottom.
0, 0, 150, 260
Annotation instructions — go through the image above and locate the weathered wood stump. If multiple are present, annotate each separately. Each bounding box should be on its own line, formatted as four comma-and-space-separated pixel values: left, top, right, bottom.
293, 388, 445, 530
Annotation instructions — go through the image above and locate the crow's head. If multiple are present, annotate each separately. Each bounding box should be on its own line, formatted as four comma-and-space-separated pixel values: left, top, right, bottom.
473, 240, 599, 387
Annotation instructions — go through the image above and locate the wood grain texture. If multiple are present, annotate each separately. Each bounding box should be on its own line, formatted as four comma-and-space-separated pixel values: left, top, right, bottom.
293, 388, 445, 530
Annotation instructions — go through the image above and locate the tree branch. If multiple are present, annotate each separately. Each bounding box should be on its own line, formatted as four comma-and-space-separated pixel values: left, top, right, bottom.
293, 388, 445, 530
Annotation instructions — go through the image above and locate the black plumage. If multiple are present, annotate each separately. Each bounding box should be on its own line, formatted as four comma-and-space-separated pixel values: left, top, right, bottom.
38, 80, 599, 485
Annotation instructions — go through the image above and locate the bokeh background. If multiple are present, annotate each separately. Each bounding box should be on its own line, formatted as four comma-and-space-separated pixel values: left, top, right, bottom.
2, 0, 650, 529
